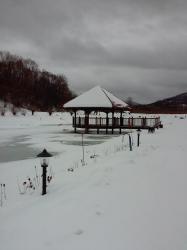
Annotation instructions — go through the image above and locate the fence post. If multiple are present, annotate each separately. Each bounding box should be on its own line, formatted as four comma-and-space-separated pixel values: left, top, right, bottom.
137, 129, 141, 147
81, 133, 85, 166
128, 134, 132, 151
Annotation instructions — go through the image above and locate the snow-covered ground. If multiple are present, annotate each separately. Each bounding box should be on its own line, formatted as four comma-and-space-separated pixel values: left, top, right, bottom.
0, 112, 186, 250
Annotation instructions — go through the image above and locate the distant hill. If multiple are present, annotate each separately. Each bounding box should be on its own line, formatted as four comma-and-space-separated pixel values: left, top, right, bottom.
0, 51, 75, 111
132, 92, 187, 114
151, 92, 187, 106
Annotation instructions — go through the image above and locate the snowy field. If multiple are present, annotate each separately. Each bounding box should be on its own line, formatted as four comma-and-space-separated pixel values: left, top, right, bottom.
0, 112, 187, 250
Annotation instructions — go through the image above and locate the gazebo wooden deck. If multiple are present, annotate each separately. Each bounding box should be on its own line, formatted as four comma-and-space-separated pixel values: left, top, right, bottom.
73, 116, 161, 134
63, 86, 162, 134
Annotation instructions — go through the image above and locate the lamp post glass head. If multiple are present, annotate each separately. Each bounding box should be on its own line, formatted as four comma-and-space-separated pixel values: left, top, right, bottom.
137, 129, 141, 135
37, 149, 53, 166
41, 158, 49, 166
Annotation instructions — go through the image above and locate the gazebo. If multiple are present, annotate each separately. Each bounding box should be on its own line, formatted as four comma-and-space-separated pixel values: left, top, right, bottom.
63, 86, 161, 134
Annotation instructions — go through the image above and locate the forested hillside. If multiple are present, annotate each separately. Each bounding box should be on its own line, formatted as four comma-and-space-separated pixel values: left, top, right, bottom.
0, 51, 75, 111
132, 92, 187, 114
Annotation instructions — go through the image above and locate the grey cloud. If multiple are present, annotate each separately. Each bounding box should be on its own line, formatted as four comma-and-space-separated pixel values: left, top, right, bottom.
49, 35, 187, 71
0, 0, 187, 102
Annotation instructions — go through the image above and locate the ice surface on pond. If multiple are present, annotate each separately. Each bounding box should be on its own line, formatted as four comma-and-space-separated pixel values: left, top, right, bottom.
58, 132, 119, 146
0, 114, 119, 162
0, 135, 39, 163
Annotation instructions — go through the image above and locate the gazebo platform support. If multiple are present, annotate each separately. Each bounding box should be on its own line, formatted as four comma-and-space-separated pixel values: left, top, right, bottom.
85, 111, 90, 134
112, 111, 114, 134
106, 112, 108, 134
119, 111, 123, 134
74, 111, 77, 133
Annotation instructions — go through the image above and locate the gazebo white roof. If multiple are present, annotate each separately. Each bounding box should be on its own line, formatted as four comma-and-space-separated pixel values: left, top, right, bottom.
63, 86, 128, 109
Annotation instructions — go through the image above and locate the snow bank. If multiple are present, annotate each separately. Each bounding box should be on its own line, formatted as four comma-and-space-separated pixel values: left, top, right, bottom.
0, 114, 186, 250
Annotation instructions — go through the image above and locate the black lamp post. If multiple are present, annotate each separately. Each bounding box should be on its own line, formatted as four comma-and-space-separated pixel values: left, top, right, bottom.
37, 149, 53, 195
81, 132, 85, 166
137, 129, 141, 147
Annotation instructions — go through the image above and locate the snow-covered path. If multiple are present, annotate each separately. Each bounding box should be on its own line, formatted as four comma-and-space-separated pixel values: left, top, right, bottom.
0, 114, 187, 250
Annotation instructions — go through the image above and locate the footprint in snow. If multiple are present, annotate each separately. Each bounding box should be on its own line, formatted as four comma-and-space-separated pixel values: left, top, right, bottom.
105, 182, 110, 186
96, 211, 102, 216
74, 229, 84, 235
150, 145, 158, 150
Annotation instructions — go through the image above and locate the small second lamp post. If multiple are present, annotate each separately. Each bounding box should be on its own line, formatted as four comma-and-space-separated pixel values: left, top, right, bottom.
37, 149, 53, 195
137, 129, 141, 147
81, 132, 85, 166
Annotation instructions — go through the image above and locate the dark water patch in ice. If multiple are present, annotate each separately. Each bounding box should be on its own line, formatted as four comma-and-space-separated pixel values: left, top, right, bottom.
41, 124, 63, 127
0, 135, 56, 163
61, 140, 104, 146
86, 135, 114, 140
49, 131, 120, 146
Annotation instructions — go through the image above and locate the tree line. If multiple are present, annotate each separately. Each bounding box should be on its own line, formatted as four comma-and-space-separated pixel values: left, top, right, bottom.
0, 51, 75, 111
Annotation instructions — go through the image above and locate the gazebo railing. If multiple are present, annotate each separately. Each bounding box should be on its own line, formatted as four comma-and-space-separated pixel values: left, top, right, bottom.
73, 117, 161, 129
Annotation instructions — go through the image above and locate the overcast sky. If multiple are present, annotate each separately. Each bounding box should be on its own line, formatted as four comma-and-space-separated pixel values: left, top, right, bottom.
0, 0, 187, 103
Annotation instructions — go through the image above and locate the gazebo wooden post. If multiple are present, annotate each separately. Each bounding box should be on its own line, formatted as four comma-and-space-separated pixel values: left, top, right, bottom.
85, 110, 90, 134
97, 116, 99, 134
96, 116, 99, 134
120, 111, 123, 134
112, 111, 114, 134
106, 112, 109, 134
74, 110, 77, 133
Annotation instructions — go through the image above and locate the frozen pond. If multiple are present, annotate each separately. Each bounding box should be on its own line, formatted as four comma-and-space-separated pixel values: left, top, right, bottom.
52, 131, 119, 146
0, 133, 115, 163
0, 135, 39, 163
0, 124, 120, 163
